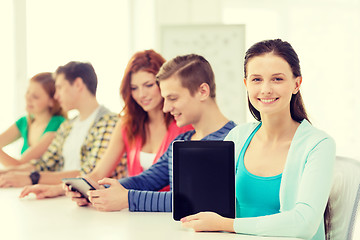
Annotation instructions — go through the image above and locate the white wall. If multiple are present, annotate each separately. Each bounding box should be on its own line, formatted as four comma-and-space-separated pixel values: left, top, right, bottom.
0, 0, 19, 157
222, 0, 360, 159
154, 0, 246, 124
152, 0, 360, 160
2, 0, 360, 160
0, 0, 15, 129
26, 0, 131, 115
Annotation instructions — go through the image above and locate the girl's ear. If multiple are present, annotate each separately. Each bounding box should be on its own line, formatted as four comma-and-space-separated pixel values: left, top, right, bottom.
48, 99, 55, 114
293, 76, 302, 94
49, 99, 54, 108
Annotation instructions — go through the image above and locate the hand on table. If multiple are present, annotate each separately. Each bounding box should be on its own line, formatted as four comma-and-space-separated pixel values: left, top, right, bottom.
88, 177, 129, 212
20, 184, 65, 199
63, 177, 99, 206
181, 212, 235, 233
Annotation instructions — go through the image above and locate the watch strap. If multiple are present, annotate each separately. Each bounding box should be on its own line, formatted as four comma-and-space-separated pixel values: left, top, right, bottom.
29, 171, 40, 185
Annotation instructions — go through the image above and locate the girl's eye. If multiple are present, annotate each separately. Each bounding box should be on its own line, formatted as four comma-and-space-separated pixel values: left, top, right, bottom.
146, 83, 154, 88
274, 78, 283, 81
252, 78, 261, 82
131, 87, 137, 91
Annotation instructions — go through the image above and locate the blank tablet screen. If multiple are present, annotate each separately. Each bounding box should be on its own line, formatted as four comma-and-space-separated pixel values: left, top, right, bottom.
172, 140, 235, 221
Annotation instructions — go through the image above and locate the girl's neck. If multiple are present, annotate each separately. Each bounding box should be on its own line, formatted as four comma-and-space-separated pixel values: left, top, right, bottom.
147, 106, 166, 126
258, 114, 300, 143
32, 110, 52, 124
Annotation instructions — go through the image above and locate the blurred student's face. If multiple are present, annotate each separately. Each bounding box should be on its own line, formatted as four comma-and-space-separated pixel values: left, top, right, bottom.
54, 74, 78, 112
244, 53, 301, 119
130, 71, 163, 113
25, 81, 53, 115
160, 76, 201, 127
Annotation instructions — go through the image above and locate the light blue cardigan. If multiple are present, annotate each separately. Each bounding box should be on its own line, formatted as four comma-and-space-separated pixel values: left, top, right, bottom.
225, 120, 336, 240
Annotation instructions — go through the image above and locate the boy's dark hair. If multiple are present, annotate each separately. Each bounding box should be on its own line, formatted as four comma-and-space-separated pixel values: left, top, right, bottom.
55, 61, 97, 96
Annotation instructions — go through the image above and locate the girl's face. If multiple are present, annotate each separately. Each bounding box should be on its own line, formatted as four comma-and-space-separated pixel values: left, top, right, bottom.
130, 70, 163, 113
244, 53, 301, 119
25, 81, 53, 115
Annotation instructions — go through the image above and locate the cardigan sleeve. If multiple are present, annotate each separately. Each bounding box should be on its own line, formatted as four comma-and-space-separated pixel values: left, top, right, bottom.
233, 137, 336, 239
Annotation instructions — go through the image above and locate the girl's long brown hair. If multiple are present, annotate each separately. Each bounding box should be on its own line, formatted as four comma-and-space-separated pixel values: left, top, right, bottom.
120, 50, 171, 146
244, 39, 308, 123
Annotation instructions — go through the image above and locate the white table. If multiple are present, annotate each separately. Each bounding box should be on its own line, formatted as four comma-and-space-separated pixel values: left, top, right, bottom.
0, 188, 302, 240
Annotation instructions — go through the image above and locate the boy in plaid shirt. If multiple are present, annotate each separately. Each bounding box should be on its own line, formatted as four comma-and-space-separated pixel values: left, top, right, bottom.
0, 61, 126, 188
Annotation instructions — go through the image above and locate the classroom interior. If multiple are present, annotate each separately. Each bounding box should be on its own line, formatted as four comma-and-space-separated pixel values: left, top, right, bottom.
0, 0, 359, 239
1, 0, 359, 160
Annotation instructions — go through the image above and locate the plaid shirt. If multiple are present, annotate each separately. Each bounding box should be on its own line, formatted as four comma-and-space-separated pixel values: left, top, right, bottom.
30, 105, 127, 179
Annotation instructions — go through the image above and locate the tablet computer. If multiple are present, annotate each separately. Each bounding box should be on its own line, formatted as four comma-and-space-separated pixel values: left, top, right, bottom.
172, 140, 235, 221
62, 177, 97, 200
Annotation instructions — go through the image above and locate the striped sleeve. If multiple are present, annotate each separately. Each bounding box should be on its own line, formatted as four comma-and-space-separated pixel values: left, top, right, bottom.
119, 146, 171, 191
119, 136, 176, 212
128, 191, 172, 212
122, 121, 237, 212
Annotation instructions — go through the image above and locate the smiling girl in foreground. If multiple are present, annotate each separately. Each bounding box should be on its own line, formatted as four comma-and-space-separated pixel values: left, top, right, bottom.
181, 39, 335, 240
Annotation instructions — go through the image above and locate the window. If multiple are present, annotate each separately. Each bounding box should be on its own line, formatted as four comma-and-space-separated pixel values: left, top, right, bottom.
26, 0, 130, 114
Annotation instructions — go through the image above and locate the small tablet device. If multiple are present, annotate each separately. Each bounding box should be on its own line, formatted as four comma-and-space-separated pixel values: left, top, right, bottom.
172, 140, 235, 221
62, 177, 96, 200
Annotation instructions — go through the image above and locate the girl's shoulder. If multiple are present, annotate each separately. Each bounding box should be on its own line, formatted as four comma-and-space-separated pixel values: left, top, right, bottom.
50, 115, 66, 123
15, 115, 29, 129
44, 115, 67, 132
225, 122, 260, 139
293, 119, 335, 149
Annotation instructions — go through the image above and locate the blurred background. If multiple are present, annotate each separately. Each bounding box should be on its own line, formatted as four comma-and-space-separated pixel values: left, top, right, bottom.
0, 0, 359, 160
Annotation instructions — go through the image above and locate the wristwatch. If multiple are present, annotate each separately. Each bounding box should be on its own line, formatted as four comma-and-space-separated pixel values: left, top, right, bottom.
29, 171, 40, 185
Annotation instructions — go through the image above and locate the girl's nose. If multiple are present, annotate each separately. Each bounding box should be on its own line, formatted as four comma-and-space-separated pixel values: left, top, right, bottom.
261, 81, 272, 94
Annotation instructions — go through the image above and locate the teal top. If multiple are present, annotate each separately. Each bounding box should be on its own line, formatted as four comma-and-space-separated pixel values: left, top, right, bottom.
236, 123, 282, 218
224, 120, 336, 240
15, 115, 65, 154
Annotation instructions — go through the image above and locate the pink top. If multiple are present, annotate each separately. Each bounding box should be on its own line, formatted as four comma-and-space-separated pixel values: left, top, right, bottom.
121, 120, 193, 177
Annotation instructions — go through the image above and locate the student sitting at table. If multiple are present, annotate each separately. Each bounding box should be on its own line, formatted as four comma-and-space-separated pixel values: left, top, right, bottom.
87, 50, 192, 182
0, 61, 126, 187
64, 54, 237, 212
19, 50, 192, 198
180, 39, 335, 240
0, 72, 66, 167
